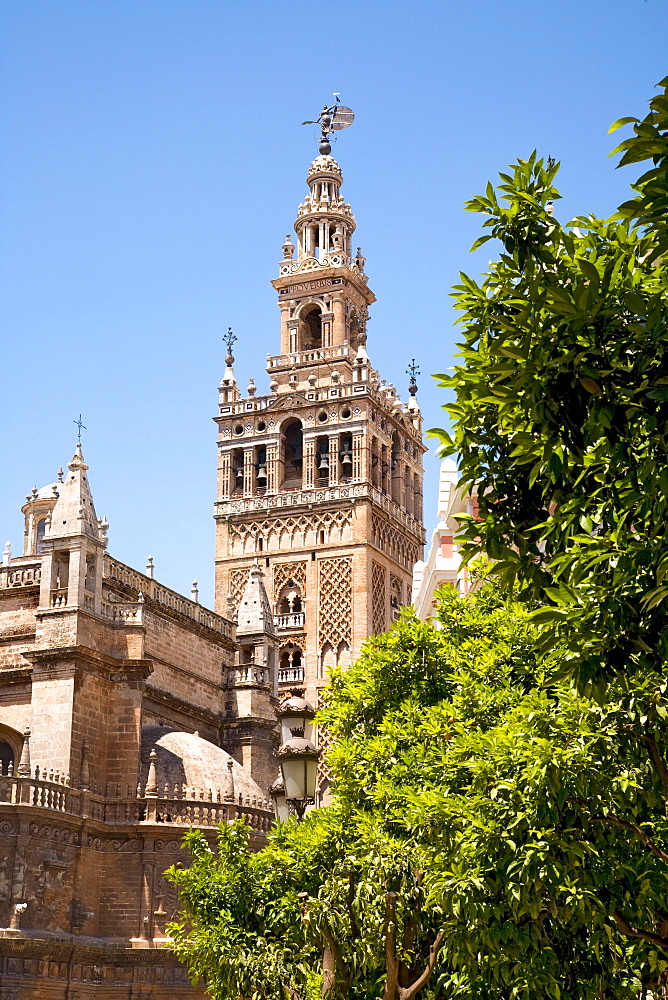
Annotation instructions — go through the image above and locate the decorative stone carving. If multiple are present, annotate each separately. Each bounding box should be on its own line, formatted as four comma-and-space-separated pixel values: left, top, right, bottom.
372, 561, 386, 635
318, 557, 352, 649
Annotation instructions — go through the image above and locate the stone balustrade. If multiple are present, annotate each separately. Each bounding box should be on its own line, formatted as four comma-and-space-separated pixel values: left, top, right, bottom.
0, 562, 41, 589
278, 665, 305, 684
100, 600, 144, 624
50, 587, 68, 607
234, 664, 269, 686
103, 556, 234, 638
274, 612, 305, 630
266, 344, 355, 370
217, 481, 424, 541
0, 768, 273, 832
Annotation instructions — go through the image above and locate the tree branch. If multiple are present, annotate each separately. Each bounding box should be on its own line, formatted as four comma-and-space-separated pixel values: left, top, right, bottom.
612, 910, 668, 952
322, 927, 350, 997
645, 731, 668, 814
346, 871, 360, 943
383, 892, 399, 1000
398, 930, 446, 1000
590, 814, 668, 865
399, 871, 424, 989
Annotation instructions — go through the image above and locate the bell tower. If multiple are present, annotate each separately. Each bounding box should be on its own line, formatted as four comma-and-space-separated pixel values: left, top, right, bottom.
214, 110, 425, 706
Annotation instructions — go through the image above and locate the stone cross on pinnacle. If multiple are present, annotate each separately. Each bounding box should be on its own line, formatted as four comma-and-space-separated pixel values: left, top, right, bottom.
73, 414, 86, 442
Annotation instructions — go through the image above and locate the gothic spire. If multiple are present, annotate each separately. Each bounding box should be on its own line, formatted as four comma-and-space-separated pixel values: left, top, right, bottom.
236, 563, 276, 638
47, 442, 102, 542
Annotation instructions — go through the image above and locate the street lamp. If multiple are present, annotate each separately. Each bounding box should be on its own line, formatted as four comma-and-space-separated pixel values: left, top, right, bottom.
274, 694, 320, 820
275, 732, 320, 820
269, 770, 290, 822
276, 694, 315, 744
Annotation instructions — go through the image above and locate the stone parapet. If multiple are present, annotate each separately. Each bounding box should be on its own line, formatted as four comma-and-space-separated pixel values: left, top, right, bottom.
215, 482, 425, 544
0, 770, 272, 830
103, 556, 234, 640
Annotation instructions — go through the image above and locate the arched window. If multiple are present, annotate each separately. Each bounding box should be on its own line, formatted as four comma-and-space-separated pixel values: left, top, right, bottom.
282, 421, 303, 487
316, 436, 329, 484
277, 580, 302, 615
339, 435, 353, 481
279, 644, 303, 683
0, 740, 14, 776
299, 306, 322, 351
255, 446, 267, 492
36, 518, 47, 554
391, 434, 402, 504
231, 448, 244, 494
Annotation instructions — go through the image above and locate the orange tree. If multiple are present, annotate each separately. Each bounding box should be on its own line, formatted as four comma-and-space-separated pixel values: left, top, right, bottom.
166, 582, 660, 998
431, 78, 668, 986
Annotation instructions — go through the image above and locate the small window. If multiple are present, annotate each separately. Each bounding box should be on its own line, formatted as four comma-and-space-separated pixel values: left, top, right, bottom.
234, 424, 244, 436
0, 740, 14, 776
36, 518, 47, 554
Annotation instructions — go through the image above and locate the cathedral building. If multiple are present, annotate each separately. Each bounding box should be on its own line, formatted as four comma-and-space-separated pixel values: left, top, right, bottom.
0, 127, 425, 997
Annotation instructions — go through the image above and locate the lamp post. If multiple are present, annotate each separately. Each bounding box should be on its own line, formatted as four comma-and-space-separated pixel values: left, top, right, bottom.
268, 770, 290, 822
273, 694, 320, 821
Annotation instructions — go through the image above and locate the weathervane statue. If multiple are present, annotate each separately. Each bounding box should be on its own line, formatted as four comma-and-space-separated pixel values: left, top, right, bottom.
302, 94, 355, 155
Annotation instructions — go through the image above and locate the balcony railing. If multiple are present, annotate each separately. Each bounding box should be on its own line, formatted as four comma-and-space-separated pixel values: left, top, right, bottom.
0, 769, 273, 831
278, 665, 305, 684
50, 588, 68, 607
234, 664, 269, 686
274, 612, 305, 630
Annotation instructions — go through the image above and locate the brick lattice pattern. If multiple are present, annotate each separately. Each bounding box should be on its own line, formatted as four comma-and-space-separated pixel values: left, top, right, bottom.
317, 557, 352, 650
372, 561, 386, 634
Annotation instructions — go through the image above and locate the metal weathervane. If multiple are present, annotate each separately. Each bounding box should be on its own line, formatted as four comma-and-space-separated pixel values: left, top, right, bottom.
302, 94, 355, 155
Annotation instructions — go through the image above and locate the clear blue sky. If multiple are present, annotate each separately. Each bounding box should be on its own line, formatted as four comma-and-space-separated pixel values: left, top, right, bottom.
1, 0, 666, 608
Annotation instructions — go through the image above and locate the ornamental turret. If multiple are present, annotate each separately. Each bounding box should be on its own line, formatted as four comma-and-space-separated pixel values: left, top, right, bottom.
271, 151, 374, 362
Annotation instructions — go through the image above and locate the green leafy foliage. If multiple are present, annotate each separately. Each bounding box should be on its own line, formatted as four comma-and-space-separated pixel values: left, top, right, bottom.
430, 80, 668, 692
166, 584, 668, 997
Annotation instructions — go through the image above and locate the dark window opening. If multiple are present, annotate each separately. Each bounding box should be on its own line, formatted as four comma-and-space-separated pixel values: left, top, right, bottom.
283, 421, 303, 486
36, 518, 47, 554
301, 308, 322, 350
0, 740, 14, 776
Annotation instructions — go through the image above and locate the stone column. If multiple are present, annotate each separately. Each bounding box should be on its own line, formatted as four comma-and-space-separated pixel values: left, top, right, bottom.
220, 452, 231, 501
332, 295, 346, 346
328, 434, 340, 486
279, 303, 290, 354
353, 432, 364, 482
266, 443, 278, 494
243, 448, 254, 498
304, 437, 316, 489
288, 320, 299, 355
321, 312, 334, 349
68, 545, 86, 608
